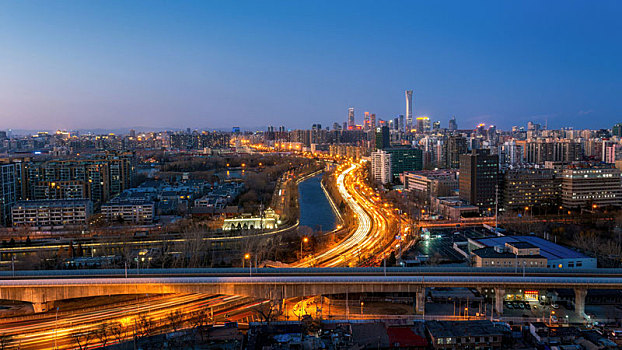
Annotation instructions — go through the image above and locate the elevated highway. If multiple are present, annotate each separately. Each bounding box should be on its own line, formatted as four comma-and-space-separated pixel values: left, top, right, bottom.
1, 267, 621, 315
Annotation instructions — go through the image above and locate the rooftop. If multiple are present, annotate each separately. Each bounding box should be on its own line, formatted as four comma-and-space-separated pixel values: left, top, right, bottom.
426, 320, 505, 338
474, 236, 589, 260
472, 247, 545, 260
13, 199, 92, 208
507, 241, 538, 249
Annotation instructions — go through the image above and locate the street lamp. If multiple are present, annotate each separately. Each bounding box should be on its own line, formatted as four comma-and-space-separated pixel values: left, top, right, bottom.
244, 253, 251, 276
300, 237, 309, 259
549, 310, 555, 325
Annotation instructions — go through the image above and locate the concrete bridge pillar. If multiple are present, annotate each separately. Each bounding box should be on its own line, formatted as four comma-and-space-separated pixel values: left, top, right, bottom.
574, 288, 587, 317
415, 289, 426, 314
495, 288, 505, 315
32, 301, 52, 313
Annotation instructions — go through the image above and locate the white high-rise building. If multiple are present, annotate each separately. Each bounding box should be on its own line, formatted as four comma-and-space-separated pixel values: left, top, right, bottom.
371, 150, 392, 184
405, 90, 413, 131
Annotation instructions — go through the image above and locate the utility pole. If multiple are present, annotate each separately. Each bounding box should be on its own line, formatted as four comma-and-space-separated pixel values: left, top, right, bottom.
495, 184, 499, 235
54, 306, 59, 350
346, 291, 349, 320
383, 252, 387, 277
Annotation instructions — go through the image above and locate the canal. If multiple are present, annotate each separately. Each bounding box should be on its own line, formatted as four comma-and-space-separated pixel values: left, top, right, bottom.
298, 174, 336, 232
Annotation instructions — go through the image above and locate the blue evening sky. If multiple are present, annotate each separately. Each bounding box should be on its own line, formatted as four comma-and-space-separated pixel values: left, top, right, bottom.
0, 0, 620, 131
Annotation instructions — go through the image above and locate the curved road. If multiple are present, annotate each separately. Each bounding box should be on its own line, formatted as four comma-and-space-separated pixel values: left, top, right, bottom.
294, 162, 403, 267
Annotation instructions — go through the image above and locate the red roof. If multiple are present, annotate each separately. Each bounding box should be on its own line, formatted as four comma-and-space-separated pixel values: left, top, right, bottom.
386, 327, 428, 347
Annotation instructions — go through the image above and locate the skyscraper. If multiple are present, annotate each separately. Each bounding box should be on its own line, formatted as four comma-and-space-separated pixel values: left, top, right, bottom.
348, 107, 355, 129
405, 90, 413, 131
449, 116, 457, 131
370, 113, 376, 129
364, 112, 371, 131
416, 117, 430, 133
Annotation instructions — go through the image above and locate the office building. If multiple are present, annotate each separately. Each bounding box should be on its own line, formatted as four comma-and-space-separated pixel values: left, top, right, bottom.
561, 166, 622, 208
613, 123, 622, 138
375, 126, 390, 150
444, 136, 467, 169
363, 112, 371, 131
11, 199, 93, 227
371, 150, 392, 184
459, 149, 499, 210
503, 168, 560, 210
385, 148, 423, 179
402, 170, 458, 201
415, 117, 430, 133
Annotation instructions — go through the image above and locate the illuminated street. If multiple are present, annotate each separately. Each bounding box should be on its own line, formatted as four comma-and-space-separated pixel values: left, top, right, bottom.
0, 294, 265, 349
293, 161, 408, 268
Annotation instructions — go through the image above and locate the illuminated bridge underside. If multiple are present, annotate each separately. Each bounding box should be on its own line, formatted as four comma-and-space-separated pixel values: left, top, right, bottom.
1, 276, 621, 312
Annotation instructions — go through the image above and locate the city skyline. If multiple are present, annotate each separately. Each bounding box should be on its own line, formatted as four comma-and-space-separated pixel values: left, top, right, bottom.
1, 1, 621, 131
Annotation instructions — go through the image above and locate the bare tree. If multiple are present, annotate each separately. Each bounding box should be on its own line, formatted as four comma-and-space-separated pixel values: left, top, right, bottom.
94, 322, 111, 348
167, 310, 185, 332
109, 322, 127, 346
254, 299, 283, 326
137, 313, 156, 339
190, 309, 211, 341
71, 330, 93, 350
0, 333, 13, 350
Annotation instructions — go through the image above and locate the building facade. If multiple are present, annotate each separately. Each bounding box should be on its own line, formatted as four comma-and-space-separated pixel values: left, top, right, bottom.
371, 150, 392, 184
0, 163, 21, 226
101, 201, 155, 224
11, 199, 93, 227
459, 149, 499, 210
561, 166, 622, 208
385, 148, 423, 180
402, 170, 458, 202
503, 168, 560, 210
444, 136, 467, 169
405, 90, 413, 131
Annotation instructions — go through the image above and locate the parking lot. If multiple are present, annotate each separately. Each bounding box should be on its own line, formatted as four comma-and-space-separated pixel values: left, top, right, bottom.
405, 227, 493, 265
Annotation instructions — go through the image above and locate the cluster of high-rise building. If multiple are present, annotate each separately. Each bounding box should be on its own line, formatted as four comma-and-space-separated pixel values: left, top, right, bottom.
261, 89, 622, 213
264, 90, 622, 214
0, 129, 231, 154
0, 152, 134, 227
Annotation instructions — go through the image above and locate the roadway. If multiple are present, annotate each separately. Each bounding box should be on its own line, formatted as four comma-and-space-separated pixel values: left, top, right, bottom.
0, 294, 265, 349
293, 161, 404, 267
4, 266, 622, 279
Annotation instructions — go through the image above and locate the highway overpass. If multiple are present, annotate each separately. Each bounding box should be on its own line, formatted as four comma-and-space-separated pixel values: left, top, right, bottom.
1, 267, 621, 314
